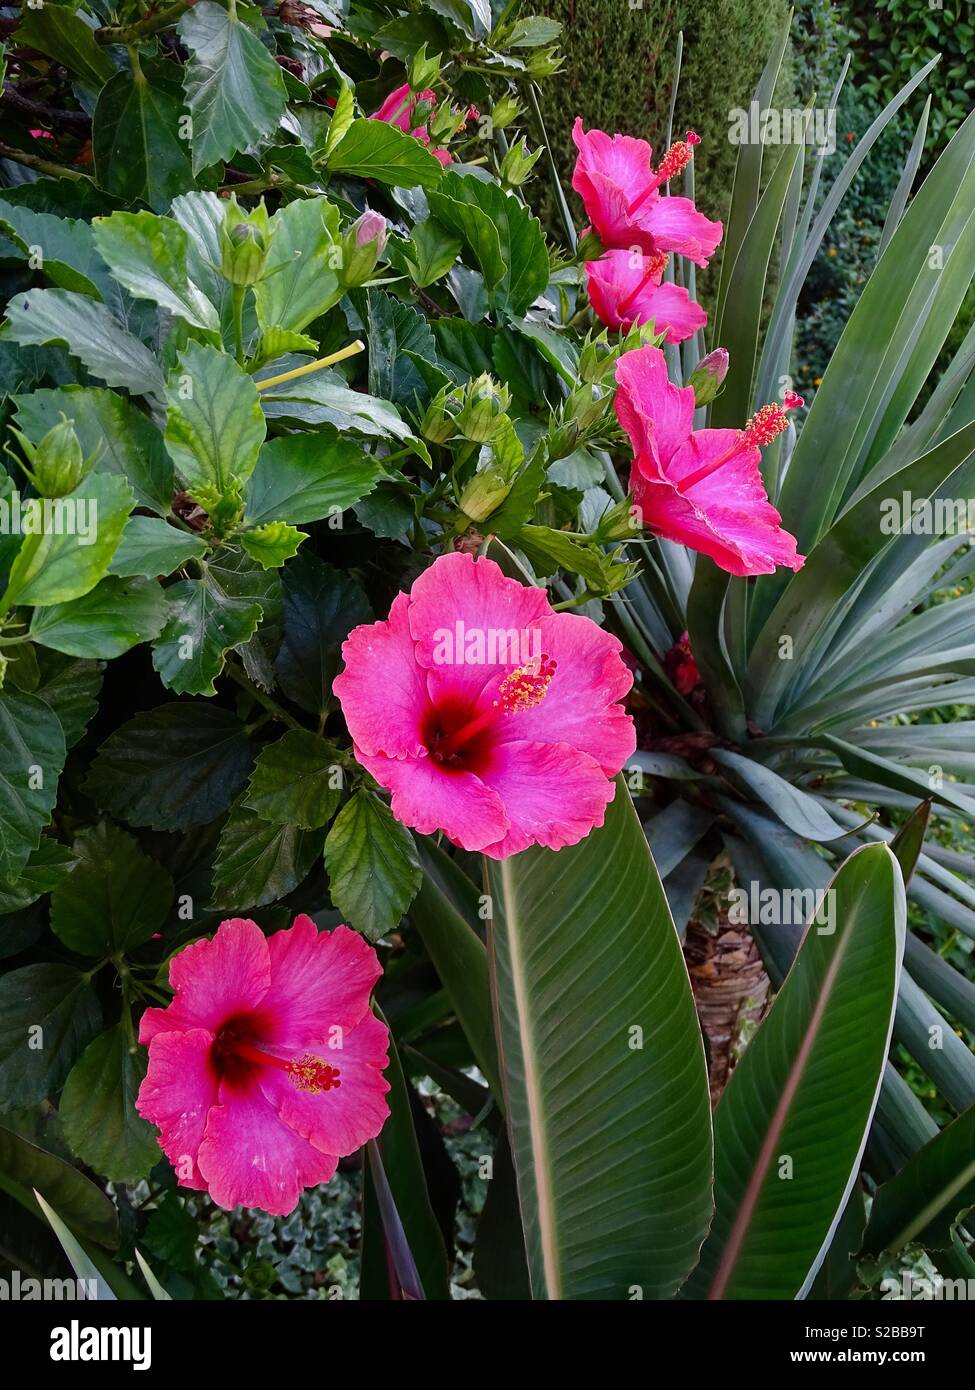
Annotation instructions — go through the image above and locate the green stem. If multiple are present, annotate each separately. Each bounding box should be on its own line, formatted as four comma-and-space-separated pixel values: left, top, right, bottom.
231, 284, 246, 365
226, 663, 302, 730
0, 141, 89, 181
527, 82, 577, 251
96, 0, 195, 44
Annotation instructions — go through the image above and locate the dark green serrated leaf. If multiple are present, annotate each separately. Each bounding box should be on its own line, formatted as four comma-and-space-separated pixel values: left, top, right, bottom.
60, 1025, 160, 1183
274, 551, 371, 714
327, 119, 445, 190
85, 703, 253, 831
0, 691, 66, 882
93, 62, 195, 213
51, 822, 174, 957
244, 729, 342, 829
30, 577, 168, 659
324, 791, 421, 941
0, 964, 101, 1109
210, 799, 323, 910
244, 432, 382, 527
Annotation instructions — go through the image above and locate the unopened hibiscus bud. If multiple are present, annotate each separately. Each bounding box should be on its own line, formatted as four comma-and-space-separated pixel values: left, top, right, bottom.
576, 228, 604, 262
455, 374, 512, 443
409, 44, 441, 92
411, 90, 436, 127
500, 139, 542, 189
524, 45, 563, 79
220, 197, 271, 286
429, 103, 466, 144
490, 94, 521, 131
546, 418, 580, 461
419, 386, 459, 444
10, 416, 90, 498
578, 331, 618, 385
594, 497, 641, 542
457, 419, 524, 523
687, 348, 729, 406
564, 382, 612, 435
340, 211, 388, 287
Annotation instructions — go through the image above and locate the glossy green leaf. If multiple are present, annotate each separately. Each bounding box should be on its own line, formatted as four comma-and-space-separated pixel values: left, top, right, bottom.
253, 197, 342, 336
244, 729, 342, 830
164, 341, 265, 495
92, 211, 219, 331
326, 118, 445, 189
30, 576, 168, 659
60, 1024, 161, 1183
684, 843, 905, 1300
85, 703, 253, 831
244, 433, 382, 527
428, 172, 549, 316
2, 291, 165, 399
487, 778, 712, 1300
274, 552, 371, 715
178, 2, 288, 174
210, 799, 323, 910
0, 964, 101, 1108
0, 690, 66, 881
324, 791, 421, 942
862, 1103, 975, 1256
93, 62, 195, 214
0, 1123, 117, 1248
50, 822, 173, 957
109, 517, 209, 579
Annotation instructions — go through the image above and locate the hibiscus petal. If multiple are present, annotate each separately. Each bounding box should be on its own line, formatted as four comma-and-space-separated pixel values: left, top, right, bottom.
143, 918, 271, 1041
408, 551, 551, 693
135, 1028, 217, 1191
354, 745, 509, 852
489, 611, 635, 774
256, 918, 382, 1049
642, 195, 723, 267
587, 252, 707, 340
477, 740, 618, 858
615, 345, 695, 471
334, 590, 430, 760
260, 1010, 391, 1159
197, 1078, 338, 1217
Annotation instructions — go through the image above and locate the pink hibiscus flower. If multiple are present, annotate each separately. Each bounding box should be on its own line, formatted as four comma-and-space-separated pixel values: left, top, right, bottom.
372, 83, 452, 166
616, 345, 805, 577
572, 119, 722, 266
586, 248, 707, 340
136, 916, 389, 1217
333, 552, 636, 859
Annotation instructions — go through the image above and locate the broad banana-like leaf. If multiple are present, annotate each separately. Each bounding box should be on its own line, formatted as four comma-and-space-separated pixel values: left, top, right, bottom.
683, 842, 905, 1299
486, 778, 713, 1300
862, 1103, 975, 1257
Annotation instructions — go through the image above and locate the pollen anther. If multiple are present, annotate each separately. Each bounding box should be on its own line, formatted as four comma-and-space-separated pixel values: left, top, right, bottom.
287, 1054, 342, 1094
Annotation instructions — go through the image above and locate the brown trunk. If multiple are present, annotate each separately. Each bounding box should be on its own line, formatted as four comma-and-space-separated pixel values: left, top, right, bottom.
683, 913, 771, 1108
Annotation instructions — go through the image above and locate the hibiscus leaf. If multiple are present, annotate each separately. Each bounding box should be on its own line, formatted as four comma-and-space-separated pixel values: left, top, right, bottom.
0, 840, 77, 918
51, 822, 174, 957
324, 791, 421, 942
0, 964, 101, 1109
244, 730, 343, 830
253, 197, 343, 336
30, 577, 169, 660
240, 522, 306, 570
1, 290, 166, 399
34, 652, 103, 752
178, 1, 288, 175
92, 211, 220, 332
244, 433, 382, 528
0, 690, 66, 882
60, 1025, 161, 1184
109, 517, 209, 580
486, 777, 713, 1299
152, 573, 263, 697
13, 8, 114, 87
210, 799, 324, 910
274, 552, 372, 715
92, 61, 196, 214
326, 118, 445, 190
2, 474, 135, 612
164, 341, 266, 495
427, 173, 549, 316
0, 1123, 117, 1249
85, 703, 253, 832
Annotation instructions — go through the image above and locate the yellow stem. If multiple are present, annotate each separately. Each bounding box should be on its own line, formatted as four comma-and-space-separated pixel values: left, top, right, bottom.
254, 340, 366, 392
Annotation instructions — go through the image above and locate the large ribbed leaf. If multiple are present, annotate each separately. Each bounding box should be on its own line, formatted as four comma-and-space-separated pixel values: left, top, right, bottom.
486, 778, 712, 1300
684, 843, 905, 1300
861, 1103, 975, 1256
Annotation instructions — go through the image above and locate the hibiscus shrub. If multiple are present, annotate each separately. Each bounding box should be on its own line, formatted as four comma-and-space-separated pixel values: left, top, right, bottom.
0, 0, 974, 1304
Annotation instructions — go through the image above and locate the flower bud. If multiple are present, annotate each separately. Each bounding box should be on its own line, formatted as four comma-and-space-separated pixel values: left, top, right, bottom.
456, 420, 524, 524
594, 497, 641, 542
500, 139, 542, 189
577, 331, 617, 386
419, 387, 458, 444
428, 103, 466, 144
455, 374, 511, 444
564, 383, 611, 435
490, 94, 521, 131
340, 211, 388, 288
524, 45, 563, 79
11, 417, 89, 498
686, 348, 729, 406
220, 198, 271, 286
